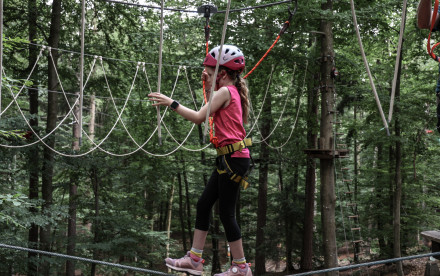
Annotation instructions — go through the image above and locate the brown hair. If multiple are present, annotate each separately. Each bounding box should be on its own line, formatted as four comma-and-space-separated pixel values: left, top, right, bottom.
221, 66, 249, 124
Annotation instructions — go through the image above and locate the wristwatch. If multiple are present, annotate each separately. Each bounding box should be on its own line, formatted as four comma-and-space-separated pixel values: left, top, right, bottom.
170, 100, 180, 111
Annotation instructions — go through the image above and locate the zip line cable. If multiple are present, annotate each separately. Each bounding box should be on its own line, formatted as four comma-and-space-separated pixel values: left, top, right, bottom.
350, 0, 390, 136
103, 0, 293, 14
0, 243, 173, 276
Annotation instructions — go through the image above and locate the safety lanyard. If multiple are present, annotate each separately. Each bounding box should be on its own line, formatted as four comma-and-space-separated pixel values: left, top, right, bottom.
428, 0, 440, 61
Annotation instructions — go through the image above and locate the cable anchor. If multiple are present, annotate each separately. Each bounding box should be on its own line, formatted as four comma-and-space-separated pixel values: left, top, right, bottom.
279, 0, 297, 35
197, 4, 217, 19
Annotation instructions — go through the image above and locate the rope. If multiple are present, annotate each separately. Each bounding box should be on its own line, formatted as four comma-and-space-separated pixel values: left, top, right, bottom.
203, 0, 232, 141
156, 0, 164, 145
0, 243, 173, 275
17, 40, 202, 68
247, 62, 306, 150
290, 251, 440, 276
253, 64, 296, 144
104, 0, 293, 14
349, 0, 390, 136
388, 0, 407, 123
0, 47, 45, 117
243, 0, 297, 79
245, 66, 275, 137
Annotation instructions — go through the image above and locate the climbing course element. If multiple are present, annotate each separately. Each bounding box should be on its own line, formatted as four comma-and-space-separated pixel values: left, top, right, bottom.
350, 0, 390, 136
243, 0, 297, 80
388, 0, 407, 123
203, 0, 232, 142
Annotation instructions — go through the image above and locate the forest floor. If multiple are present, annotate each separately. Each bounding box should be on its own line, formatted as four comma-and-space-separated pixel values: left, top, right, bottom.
263, 257, 430, 276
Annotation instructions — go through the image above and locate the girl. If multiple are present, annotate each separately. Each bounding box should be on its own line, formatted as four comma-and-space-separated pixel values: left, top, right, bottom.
148, 45, 252, 276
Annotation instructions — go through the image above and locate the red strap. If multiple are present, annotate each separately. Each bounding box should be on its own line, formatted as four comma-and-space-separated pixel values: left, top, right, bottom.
428, 0, 440, 61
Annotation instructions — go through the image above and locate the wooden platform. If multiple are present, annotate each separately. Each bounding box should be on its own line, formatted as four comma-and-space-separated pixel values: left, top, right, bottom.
304, 148, 349, 159
421, 231, 440, 260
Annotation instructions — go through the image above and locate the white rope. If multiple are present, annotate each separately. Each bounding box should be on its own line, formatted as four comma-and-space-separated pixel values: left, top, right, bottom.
388, 0, 407, 123
0, 49, 96, 149
203, 0, 232, 140
245, 65, 275, 137
28, 54, 141, 157
156, 0, 165, 145
0, 47, 45, 117
254, 64, 296, 144
0, 80, 80, 149
250, 62, 307, 150
350, 0, 390, 136
79, 0, 86, 145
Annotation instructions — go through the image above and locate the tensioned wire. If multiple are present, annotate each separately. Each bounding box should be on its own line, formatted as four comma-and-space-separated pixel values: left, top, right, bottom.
0, 243, 173, 276
103, 0, 293, 14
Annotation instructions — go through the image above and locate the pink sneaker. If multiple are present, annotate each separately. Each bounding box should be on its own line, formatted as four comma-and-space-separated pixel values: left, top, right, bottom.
165, 252, 204, 275
214, 263, 252, 276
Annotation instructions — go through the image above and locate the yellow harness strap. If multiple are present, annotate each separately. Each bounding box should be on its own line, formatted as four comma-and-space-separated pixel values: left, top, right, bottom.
217, 168, 250, 190
216, 138, 252, 156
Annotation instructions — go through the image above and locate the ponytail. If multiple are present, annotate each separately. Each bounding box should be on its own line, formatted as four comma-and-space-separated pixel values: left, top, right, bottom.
222, 66, 250, 124
235, 76, 249, 124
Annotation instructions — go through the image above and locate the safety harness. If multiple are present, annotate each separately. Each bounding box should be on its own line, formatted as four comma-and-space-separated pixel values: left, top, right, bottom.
215, 138, 254, 189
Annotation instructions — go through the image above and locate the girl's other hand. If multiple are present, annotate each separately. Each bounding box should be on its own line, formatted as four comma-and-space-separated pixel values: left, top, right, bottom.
148, 92, 173, 107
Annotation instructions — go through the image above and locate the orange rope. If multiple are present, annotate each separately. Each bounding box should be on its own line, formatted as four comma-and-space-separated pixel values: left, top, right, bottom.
202, 30, 218, 147
243, 34, 282, 79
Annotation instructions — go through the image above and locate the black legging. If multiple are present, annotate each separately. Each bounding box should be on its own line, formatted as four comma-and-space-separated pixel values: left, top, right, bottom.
195, 155, 250, 242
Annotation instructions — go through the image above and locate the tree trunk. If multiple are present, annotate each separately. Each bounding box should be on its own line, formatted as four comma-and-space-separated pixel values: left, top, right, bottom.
27, 0, 39, 274
177, 170, 188, 252
392, 13, 405, 274
66, 101, 80, 276
183, 160, 193, 245
89, 95, 96, 141
66, 173, 78, 276
40, 1, 61, 274
319, 1, 338, 274
91, 167, 100, 276
301, 61, 319, 272
255, 84, 271, 276
166, 180, 175, 259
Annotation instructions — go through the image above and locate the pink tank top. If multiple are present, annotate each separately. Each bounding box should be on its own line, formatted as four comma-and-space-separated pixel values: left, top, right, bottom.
213, 85, 250, 158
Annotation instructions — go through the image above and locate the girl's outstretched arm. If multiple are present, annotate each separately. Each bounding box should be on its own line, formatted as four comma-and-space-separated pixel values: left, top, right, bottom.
148, 87, 230, 125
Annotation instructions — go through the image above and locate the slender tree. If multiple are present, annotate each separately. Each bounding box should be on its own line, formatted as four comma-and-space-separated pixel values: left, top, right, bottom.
27, 0, 39, 274
40, 0, 61, 274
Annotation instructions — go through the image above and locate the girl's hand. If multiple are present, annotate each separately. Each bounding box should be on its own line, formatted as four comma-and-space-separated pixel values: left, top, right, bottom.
148, 92, 173, 107
201, 69, 212, 89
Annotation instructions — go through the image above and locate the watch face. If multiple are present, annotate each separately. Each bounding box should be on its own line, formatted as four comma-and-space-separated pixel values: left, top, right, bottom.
232, 267, 239, 273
